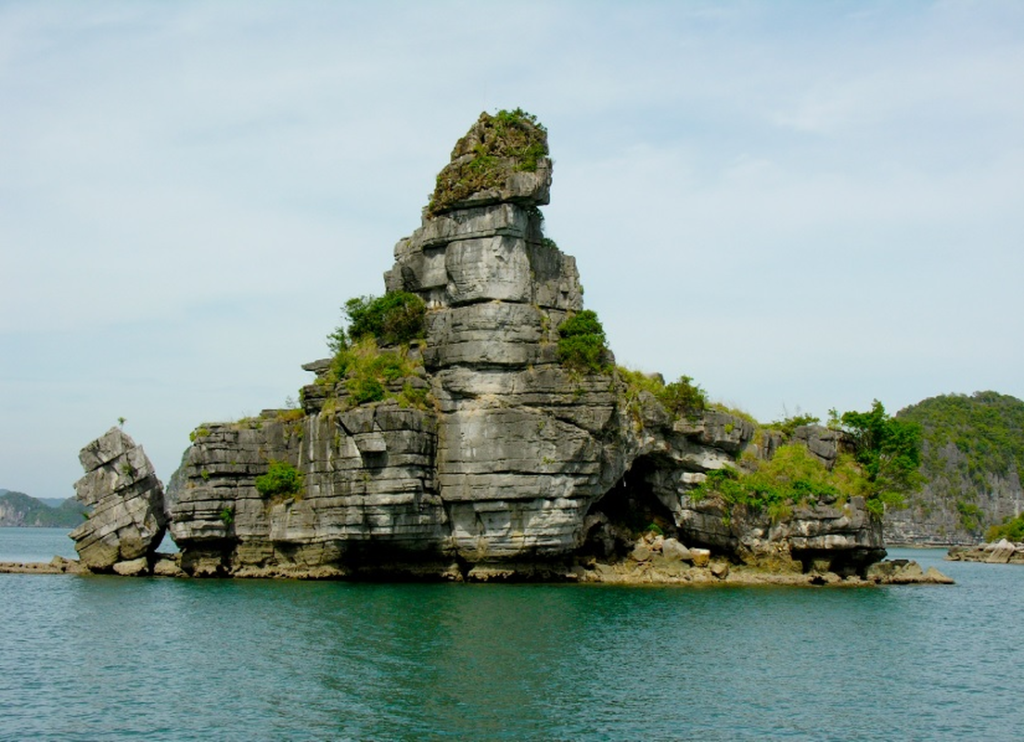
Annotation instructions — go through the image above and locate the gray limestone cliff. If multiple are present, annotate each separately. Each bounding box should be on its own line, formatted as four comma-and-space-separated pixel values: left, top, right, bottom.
166, 111, 889, 581
885, 392, 1024, 545
885, 465, 1022, 546
70, 427, 168, 574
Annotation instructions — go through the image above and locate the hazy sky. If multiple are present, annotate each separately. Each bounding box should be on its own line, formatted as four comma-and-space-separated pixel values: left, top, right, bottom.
2, 0, 1022, 498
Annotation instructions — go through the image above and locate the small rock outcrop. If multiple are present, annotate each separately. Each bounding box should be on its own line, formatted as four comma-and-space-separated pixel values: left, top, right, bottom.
947, 539, 1024, 564
583, 530, 950, 585
864, 559, 955, 585
70, 428, 168, 573
673, 493, 884, 575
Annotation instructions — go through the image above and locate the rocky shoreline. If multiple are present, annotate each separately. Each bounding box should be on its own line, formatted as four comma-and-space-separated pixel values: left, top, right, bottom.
946, 539, 1024, 564
1, 543, 954, 586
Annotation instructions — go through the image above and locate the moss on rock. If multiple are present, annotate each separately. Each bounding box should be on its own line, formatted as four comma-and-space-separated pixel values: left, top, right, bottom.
428, 108, 550, 216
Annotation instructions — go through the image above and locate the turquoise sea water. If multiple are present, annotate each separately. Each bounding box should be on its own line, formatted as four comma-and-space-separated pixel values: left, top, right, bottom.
2, 528, 1022, 741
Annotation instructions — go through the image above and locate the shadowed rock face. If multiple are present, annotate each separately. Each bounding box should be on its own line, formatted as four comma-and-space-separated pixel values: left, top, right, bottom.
71, 428, 167, 572
166, 112, 885, 578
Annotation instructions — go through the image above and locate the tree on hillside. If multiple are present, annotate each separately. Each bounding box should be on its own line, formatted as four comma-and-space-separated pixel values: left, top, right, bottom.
836, 400, 923, 516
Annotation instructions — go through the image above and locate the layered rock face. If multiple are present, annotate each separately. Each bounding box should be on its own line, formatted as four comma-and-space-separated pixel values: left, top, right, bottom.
383, 165, 613, 560
611, 416, 884, 575
170, 405, 446, 576
168, 111, 886, 579
674, 493, 884, 574
71, 428, 168, 573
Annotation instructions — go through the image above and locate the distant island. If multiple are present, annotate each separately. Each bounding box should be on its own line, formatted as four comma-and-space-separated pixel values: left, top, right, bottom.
0, 489, 86, 528
887, 391, 1024, 545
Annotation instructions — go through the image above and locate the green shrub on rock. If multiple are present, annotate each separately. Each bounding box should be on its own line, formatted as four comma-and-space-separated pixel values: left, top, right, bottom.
690, 444, 846, 522
837, 400, 922, 517
322, 291, 432, 411
428, 108, 549, 216
328, 291, 426, 351
690, 401, 923, 523
658, 376, 707, 417
346, 375, 387, 406
766, 413, 821, 438
557, 310, 609, 374
986, 513, 1024, 543
255, 460, 305, 500
616, 367, 708, 424
325, 337, 429, 411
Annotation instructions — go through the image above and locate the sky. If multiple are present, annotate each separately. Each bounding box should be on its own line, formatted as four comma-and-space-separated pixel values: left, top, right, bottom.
2, 0, 1022, 499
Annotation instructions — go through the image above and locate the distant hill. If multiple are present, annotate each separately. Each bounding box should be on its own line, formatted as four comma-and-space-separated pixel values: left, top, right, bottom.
886, 391, 1024, 544
0, 490, 87, 528
37, 497, 71, 508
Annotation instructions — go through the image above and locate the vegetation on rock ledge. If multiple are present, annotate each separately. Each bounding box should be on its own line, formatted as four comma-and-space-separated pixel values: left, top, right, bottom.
837, 400, 923, 516
698, 445, 861, 520
327, 338, 428, 409
692, 401, 922, 521
766, 413, 821, 438
617, 367, 707, 424
428, 108, 549, 216
323, 292, 430, 410
557, 310, 610, 374
987, 513, 1024, 543
255, 460, 304, 501
328, 291, 426, 351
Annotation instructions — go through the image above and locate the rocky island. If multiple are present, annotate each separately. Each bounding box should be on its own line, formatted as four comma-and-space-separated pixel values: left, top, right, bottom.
6, 111, 950, 586
947, 539, 1024, 564
885, 391, 1024, 545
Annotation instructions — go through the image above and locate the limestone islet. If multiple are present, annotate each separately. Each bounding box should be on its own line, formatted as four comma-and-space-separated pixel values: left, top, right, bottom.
35, 111, 950, 586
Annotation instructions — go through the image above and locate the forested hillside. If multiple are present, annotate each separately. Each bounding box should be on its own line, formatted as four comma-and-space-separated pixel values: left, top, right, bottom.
887, 392, 1024, 544
0, 490, 86, 528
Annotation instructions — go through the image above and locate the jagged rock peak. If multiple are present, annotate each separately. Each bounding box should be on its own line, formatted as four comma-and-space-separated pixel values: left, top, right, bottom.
427, 109, 552, 216
386, 109, 578, 314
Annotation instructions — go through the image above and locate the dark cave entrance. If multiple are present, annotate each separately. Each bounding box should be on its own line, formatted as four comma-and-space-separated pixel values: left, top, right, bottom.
579, 456, 679, 560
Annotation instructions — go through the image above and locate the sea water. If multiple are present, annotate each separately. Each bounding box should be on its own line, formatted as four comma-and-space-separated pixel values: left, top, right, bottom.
1, 528, 1021, 741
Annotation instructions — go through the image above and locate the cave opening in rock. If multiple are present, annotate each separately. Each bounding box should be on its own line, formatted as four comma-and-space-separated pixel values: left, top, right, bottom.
579, 456, 679, 560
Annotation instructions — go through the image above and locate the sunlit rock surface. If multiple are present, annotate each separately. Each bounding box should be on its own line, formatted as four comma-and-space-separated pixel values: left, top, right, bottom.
70, 428, 167, 572
164, 112, 892, 581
